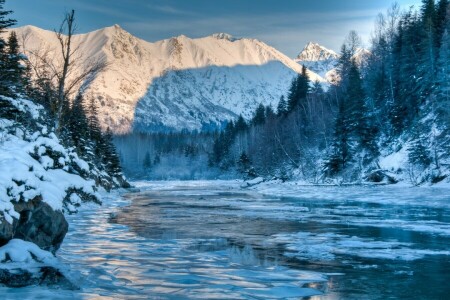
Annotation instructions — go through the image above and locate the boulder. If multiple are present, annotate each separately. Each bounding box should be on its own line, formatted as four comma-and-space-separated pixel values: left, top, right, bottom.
365, 170, 398, 184
0, 239, 75, 288
0, 197, 68, 253
0, 267, 73, 288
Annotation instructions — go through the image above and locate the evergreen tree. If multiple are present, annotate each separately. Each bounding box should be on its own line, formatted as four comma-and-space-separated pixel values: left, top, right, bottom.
436, 28, 450, 120
67, 93, 91, 155
287, 66, 310, 112
103, 128, 122, 177
435, 0, 449, 48
324, 99, 351, 176
337, 44, 353, 87
153, 153, 161, 165
143, 151, 152, 170
265, 105, 276, 120
0, 0, 16, 96
252, 103, 266, 125
4, 31, 25, 95
311, 80, 324, 94
409, 126, 432, 168
236, 151, 257, 179
277, 95, 288, 116
346, 60, 378, 156
235, 114, 248, 132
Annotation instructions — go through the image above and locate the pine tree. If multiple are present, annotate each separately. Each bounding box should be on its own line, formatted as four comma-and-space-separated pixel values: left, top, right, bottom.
235, 114, 248, 132
435, 0, 450, 48
409, 125, 432, 168
0, 0, 16, 96
311, 80, 324, 94
4, 31, 25, 95
67, 93, 91, 155
436, 28, 450, 121
236, 151, 257, 179
265, 105, 276, 120
252, 103, 266, 125
287, 66, 310, 112
324, 99, 351, 176
337, 44, 353, 87
153, 153, 161, 165
103, 128, 122, 177
277, 95, 288, 116
143, 151, 152, 170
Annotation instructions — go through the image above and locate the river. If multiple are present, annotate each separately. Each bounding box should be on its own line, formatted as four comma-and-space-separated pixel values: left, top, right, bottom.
1, 181, 449, 299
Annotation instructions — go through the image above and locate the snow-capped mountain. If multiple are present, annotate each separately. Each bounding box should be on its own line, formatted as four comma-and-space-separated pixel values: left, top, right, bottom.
9, 25, 324, 133
296, 42, 339, 62
295, 42, 370, 84
295, 42, 339, 83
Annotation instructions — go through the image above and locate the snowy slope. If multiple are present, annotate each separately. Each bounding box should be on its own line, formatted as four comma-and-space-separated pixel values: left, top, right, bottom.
9, 25, 324, 133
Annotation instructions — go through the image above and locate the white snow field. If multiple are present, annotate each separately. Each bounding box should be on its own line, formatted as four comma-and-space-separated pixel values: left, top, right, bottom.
1, 180, 448, 299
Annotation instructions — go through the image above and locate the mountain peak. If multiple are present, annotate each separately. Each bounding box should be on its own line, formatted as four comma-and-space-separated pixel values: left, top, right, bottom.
210, 33, 238, 41
297, 42, 338, 62
100, 24, 132, 36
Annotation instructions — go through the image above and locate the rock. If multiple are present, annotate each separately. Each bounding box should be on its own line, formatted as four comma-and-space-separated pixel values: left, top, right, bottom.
0, 239, 76, 288
0, 267, 74, 288
365, 170, 398, 184
0, 197, 68, 253
240, 177, 265, 188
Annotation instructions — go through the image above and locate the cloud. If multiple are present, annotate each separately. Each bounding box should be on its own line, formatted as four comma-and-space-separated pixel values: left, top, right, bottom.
75, 2, 140, 20
149, 5, 197, 16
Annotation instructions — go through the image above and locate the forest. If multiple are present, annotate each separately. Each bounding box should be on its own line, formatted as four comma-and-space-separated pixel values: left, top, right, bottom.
116, 0, 450, 185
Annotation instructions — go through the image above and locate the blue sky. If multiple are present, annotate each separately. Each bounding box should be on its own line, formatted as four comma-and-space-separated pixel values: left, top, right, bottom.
7, 0, 422, 56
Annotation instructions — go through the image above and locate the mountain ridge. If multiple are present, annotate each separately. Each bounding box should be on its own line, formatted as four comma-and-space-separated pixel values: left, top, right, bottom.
8, 25, 325, 133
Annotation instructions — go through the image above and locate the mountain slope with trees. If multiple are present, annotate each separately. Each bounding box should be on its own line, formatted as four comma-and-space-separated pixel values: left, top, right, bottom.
116, 0, 450, 186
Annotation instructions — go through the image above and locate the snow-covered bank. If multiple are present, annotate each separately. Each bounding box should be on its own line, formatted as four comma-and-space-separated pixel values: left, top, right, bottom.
241, 178, 450, 208
0, 95, 117, 287
0, 96, 99, 221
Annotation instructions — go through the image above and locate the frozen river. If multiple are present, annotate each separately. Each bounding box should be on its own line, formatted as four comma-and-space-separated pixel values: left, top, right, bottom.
1, 181, 449, 299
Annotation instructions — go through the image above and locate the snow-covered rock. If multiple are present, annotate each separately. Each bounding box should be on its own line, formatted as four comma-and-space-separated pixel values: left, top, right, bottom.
241, 177, 265, 188
0, 239, 71, 288
7, 25, 325, 133
0, 239, 55, 264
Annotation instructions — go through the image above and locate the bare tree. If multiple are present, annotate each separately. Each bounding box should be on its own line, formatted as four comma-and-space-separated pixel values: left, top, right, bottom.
54, 10, 76, 128
24, 10, 107, 131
